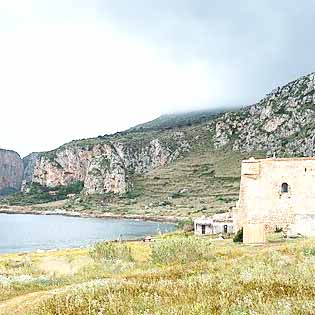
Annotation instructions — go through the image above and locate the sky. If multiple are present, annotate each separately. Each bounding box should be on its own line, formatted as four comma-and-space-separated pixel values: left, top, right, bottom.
1, 0, 315, 157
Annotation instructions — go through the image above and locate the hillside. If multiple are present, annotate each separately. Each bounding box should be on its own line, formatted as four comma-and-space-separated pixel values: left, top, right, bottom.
2, 71, 315, 217
128, 109, 227, 131
214, 72, 315, 155
56, 148, 258, 218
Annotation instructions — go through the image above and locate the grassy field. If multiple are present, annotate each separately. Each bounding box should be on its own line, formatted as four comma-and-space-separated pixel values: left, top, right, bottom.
0, 232, 315, 314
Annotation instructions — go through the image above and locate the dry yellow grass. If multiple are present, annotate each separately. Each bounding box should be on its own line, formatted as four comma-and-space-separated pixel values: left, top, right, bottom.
0, 234, 313, 315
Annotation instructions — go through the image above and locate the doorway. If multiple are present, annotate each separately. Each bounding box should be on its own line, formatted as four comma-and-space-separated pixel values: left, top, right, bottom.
201, 225, 206, 235
224, 225, 228, 233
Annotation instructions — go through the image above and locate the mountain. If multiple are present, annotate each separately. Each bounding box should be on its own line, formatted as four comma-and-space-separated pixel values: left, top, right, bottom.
128, 109, 227, 132
0, 149, 23, 196
213, 72, 315, 156
2, 71, 315, 214
24, 130, 192, 194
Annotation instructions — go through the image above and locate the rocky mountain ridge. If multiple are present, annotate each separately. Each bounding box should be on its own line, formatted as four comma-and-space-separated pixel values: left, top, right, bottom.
213, 72, 315, 156
26, 131, 191, 194
2, 71, 315, 196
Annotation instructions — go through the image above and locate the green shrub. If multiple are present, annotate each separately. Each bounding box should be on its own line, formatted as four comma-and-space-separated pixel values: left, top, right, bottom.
124, 190, 142, 199
1, 181, 84, 206
233, 228, 243, 243
57, 181, 84, 197
150, 237, 212, 265
275, 226, 283, 233
177, 218, 193, 232
303, 247, 315, 256
89, 241, 134, 262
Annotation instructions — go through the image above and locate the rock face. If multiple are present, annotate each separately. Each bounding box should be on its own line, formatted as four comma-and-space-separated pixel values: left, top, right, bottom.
23, 153, 40, 183
213, 72, 315, 156
28, 133, 190, 194
21, 152, 40, 191
0, 149, 23, 195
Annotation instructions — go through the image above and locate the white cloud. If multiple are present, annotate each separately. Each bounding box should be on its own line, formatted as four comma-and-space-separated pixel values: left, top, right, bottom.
1, 0, 314, 156
0, 12, 232, 156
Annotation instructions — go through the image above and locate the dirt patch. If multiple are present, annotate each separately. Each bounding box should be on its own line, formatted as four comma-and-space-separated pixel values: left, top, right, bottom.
38, 256, 92, 276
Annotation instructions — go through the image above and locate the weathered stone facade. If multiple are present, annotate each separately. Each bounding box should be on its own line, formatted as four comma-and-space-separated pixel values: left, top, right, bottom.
234, 157, 315, 236
194, 213, 234, 235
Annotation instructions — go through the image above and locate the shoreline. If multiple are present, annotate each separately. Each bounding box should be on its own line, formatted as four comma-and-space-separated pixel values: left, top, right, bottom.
0, 207, 182, 224
0, 208, 181, 256
0, 238, 151, 256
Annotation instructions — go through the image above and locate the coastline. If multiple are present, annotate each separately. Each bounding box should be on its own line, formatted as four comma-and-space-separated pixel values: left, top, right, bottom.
0, 207, 182, 223
0, 207, 181, 255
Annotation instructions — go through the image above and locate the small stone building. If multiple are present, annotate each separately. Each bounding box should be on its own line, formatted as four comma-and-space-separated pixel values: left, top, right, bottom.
234, 157, 315, 241
194, 214, 233, 235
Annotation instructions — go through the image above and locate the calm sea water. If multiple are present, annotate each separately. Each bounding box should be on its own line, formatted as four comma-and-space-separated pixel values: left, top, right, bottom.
0, 214, 175, 253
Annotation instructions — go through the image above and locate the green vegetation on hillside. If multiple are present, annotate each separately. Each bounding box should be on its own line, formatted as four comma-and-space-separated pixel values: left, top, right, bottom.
128, 109, 231, 132
1, 182, 84, 206
0, 187, 19, 197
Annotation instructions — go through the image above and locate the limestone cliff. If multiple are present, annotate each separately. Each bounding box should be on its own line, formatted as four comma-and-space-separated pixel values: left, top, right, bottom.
0, 149, 23, 195
213, 72, 315, 156
28, 132, 190, 194
21, 152, 40, 191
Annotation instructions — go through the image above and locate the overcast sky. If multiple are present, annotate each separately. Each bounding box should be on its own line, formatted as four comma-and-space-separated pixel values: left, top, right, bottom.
1, 0, 315, 157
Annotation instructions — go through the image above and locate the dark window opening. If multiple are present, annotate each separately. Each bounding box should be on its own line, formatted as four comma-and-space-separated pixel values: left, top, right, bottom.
281, 183, 289, 193
224, 225, 228, 233
201, 225, 206, 235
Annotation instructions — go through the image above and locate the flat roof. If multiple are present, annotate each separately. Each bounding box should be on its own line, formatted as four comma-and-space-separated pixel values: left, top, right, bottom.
243, 157, 315, 163
194, 218, 213, 225
194, 218, 232, 224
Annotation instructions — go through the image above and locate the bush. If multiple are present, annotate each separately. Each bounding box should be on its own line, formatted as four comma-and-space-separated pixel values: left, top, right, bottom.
150, 237, 212, 265
57, 181, 84, 198
275, 226, 283, 233
233, 228, 243, 243
303, 247, 315, 256
177, 219, 193, 232
1, 181, 84, 206
89, 241, 134, 262
124, 190, 141, 199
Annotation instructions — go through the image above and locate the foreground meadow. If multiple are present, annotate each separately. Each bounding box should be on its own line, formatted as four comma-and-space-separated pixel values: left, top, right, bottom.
1, 233, 315, 314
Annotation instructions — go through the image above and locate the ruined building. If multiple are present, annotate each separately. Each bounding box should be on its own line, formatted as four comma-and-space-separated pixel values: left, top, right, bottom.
234, 157, 315, 241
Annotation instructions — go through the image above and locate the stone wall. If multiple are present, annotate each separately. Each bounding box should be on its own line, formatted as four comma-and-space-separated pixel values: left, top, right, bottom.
234, 157, 315, 232
194, 223, 213, 235
288, 214, 315, 237
194, 220, 233, 235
